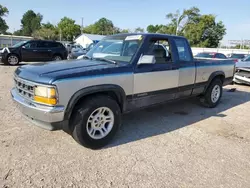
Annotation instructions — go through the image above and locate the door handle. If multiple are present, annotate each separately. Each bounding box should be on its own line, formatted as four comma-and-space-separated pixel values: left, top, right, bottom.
33, 50, 37, 52
48, 50, 52, 52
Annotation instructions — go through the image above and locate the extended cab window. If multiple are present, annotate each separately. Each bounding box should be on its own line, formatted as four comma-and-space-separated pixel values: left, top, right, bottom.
174, 38, 192, 62
145, 39, 172, 63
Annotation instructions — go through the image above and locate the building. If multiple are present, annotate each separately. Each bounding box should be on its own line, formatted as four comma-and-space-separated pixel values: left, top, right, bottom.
0, 34, 33, 48
74, 33, 105, 48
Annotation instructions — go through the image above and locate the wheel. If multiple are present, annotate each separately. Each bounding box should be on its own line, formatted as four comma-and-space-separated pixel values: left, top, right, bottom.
5, 54, 20, 65
199, 78, 223, 108
53, 55, 62, 61
71, 95, 121, 149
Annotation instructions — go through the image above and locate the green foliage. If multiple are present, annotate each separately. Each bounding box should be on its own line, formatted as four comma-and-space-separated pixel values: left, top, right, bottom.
234, 44, 250, 49
147, 7, 226, 48
185, 14, 226, 47
42, 22, 55, 30
19, 10, 43, 36
120, 29, 131, 33
84, 18, 118, 35
32, 27, 58, 40
1, 6, 226, 48
57, 17, 81, 40
134, 27, 144, 33
0, 4, 9, 34
147, 24, 165, 33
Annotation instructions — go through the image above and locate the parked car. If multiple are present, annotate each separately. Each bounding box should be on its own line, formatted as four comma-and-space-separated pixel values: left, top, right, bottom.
233, 55, 250, 85
77, 43, 98, 59
227, 53, 248, 63
67, 45, 87, 59
0, 40, 68, 65
11, 33, 235, 149
195, 52, 227, 59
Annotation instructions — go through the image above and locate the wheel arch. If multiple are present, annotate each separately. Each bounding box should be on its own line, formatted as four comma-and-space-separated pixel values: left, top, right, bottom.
64, 84, 127, 121
52, 53, 63, 59
204, 71, 225, 92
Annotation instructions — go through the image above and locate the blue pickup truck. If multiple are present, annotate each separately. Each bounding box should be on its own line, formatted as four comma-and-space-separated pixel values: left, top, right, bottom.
11, 33, 235, 149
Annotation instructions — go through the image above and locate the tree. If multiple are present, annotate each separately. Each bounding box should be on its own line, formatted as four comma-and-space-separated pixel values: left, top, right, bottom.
0, 4, 9, 34
234, 44, 250, 49
185, 14, 226, 47
93, 18, 115, 35
147, 24, 165, 33
42, 22, 55, 30
120, 29, 131, 33
18, 10, 43, 36
163, 7, 226, 47
83, 18, 118, 35
134, 27, 144, 33
57, 17, 81, 41
166, 6, 200, 35
32, 28, 58, 40
13, 29, 23, 36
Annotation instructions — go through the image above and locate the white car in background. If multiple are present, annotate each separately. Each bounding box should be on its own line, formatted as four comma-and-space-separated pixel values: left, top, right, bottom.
233, 55, 250, 85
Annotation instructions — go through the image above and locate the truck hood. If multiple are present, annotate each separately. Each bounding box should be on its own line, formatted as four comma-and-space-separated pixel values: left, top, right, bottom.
15, 59, 131, 84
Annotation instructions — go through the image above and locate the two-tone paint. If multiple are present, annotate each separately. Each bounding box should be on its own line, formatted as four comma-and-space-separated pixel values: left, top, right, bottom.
12, 33, 235, 130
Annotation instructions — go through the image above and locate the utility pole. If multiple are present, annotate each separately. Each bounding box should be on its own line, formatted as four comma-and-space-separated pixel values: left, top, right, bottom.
175, 10, 180, 36
60, 28, 62, 41
81, 17, 84, 34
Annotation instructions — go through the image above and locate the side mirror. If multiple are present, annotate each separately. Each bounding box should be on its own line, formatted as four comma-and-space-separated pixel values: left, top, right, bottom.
22, 46, 26, 49
137, 55, 156, 65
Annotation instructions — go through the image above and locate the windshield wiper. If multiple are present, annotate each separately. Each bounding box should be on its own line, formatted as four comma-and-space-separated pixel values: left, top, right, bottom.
93, 57, 117, 64
82, 55, 92, 60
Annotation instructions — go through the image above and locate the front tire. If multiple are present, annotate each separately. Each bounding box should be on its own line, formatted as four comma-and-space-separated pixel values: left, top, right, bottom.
5, 54, 20, 65
71, 95, 121, 149
200, 78, 223, 108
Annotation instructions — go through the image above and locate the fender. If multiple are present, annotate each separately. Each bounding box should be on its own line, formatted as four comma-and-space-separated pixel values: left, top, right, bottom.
204, 71, 225, 91
64, 84, 127, 120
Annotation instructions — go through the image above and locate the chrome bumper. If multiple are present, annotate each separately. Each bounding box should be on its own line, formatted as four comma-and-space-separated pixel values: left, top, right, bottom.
11, 88, 65, 130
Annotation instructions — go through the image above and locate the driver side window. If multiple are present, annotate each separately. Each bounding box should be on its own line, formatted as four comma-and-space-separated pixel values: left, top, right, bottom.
145, 39, 172, 64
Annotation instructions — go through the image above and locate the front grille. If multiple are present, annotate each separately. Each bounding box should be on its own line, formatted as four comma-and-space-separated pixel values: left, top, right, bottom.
235, 69, 250, 78
14, 76, 35, 100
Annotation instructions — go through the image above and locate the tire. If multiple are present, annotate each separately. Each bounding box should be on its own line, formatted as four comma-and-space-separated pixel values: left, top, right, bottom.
53, 55, 62, 61
5, 54, 20, 65
200, 78, 223, 108
71, 95, 121, 149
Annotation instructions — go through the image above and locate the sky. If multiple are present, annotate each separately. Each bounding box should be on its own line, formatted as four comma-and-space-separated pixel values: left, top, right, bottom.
1, 0, 250, 44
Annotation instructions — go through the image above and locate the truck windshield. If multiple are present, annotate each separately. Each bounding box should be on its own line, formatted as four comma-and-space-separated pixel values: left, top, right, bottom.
86, 35, 143, 63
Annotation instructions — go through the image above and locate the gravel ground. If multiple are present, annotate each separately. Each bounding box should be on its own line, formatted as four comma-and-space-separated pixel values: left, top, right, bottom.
0, 64, 250, 188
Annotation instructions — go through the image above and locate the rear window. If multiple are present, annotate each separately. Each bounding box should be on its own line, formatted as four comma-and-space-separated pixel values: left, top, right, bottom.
195, 53, 214, 58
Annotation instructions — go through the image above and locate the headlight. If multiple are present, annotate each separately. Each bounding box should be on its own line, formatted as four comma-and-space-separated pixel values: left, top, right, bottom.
34, 86, 57, 105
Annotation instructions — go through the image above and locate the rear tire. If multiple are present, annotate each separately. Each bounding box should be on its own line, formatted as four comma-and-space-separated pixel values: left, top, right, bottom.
53, 55, 62, 61
71, 95, 121, 149
200, 78, 223, 108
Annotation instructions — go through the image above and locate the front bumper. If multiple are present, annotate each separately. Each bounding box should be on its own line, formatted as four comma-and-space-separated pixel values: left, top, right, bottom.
11, 88, 66, 130
233, 75, 250, 85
